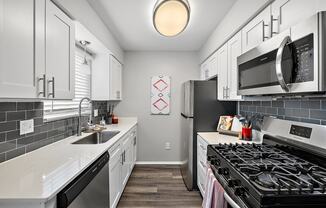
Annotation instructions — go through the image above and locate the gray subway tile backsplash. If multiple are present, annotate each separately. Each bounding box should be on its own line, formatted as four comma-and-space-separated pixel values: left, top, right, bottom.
0, 101, 108, 163
239, 97, 326, 125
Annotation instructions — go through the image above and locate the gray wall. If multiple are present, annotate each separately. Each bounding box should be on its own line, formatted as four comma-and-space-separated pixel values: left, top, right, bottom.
114, 51, 199, 162
199, 0, 271, 62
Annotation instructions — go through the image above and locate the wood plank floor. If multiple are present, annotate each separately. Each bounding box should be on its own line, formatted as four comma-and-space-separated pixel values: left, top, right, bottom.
118, 165, 203, 208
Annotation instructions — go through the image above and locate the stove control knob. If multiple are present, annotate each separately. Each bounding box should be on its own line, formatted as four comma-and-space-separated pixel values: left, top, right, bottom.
217, 167, 229, 175
234, 186, 245, 196
228, 179, 240, 187
210, 159, 220, 166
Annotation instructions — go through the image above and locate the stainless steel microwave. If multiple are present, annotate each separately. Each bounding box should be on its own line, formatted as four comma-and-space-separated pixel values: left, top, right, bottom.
237, 11, 326, 96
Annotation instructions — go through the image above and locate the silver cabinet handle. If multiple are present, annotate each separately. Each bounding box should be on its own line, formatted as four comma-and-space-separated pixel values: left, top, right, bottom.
38, 74, 46, 98
226, 87, 229, 99
262, 21, 269, 41
222, 87, 226, 99
121, 153, 124, 165
270, 15, 279, 37
48, 77, 55, 98
276, 36, 291, 92
133, 137, 136, 146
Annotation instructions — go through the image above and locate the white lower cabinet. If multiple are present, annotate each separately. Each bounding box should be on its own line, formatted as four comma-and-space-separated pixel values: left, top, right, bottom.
109, 126, 137, 208
109, 143, 122, 208
197, 135, 208, 196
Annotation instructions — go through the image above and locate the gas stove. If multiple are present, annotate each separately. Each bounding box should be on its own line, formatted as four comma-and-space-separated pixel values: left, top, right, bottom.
207, 117, 326, 208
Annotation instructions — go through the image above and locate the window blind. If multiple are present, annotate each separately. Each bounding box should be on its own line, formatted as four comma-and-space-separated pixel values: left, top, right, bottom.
43, 50, 92, 121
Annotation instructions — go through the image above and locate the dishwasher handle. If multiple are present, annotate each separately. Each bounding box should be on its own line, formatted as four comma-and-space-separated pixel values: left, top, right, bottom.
57, 152, 110, 208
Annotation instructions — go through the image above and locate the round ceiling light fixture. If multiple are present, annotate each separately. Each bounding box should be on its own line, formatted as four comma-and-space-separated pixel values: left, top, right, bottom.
153, 0, 190, 37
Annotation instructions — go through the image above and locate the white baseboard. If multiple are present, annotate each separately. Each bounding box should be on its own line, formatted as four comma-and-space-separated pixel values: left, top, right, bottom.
135, 161, 183, 165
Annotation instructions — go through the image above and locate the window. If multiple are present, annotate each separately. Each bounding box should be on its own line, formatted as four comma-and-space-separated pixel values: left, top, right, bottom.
43, 49, 92, 122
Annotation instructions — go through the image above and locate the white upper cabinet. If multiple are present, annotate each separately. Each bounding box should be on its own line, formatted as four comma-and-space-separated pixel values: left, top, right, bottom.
0, 0, 45, 99
46, 0, 75, 99
200, 62, 209, 80
208, 52, 218, 78
227, 32, 242, 101
200, 51, 217, 80
217, 43, 228, 100
271, 0, 317, 37
242, 6, 271, 53
92, 54, 123, 101
0, 0, 74, 99
109, 55, 123, 100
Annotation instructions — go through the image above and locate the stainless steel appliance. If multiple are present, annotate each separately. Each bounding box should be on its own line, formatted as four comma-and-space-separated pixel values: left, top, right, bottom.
57, 152, 110, 208
207, 117, 326, 208
180, 80, 236, 190
237, 11, 326, 96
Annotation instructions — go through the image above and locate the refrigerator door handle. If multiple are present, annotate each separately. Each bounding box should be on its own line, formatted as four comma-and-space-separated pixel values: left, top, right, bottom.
181, 113, 193, 119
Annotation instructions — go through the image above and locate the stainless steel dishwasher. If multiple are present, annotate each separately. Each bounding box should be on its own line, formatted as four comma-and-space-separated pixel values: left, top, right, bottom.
57, 152, 110, 208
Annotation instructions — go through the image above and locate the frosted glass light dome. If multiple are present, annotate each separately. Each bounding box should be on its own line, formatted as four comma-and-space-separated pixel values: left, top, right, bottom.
153, 0, 190, 37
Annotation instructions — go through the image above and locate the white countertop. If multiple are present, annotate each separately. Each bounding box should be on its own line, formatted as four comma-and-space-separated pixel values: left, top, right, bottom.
198, 131, 262, 145
0, 117, 137, 203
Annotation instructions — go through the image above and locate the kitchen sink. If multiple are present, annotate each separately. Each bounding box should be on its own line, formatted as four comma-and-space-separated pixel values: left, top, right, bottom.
72, 131, 120, 144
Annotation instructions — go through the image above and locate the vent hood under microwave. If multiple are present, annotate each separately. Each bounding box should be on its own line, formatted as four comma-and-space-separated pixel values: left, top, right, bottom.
237, 11, 326, 96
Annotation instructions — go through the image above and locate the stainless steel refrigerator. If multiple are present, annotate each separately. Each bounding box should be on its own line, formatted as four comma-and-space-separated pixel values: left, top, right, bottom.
180, 80, 236, 190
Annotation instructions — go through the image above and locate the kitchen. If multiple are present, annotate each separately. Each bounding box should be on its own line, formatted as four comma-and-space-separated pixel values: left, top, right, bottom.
1, 0, 326, 207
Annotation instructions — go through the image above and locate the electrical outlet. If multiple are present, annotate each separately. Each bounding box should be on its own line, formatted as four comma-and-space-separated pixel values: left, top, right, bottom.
20, 119, 34, 135
165, 142, 171, 150
94, 109, 98, 117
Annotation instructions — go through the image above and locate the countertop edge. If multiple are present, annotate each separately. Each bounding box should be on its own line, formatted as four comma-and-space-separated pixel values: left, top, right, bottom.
0, 118, 138, 203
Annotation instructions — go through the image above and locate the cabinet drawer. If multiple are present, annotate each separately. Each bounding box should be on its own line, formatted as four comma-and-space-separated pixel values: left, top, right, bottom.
197, 136, 208, 153
109, 142, 121, 159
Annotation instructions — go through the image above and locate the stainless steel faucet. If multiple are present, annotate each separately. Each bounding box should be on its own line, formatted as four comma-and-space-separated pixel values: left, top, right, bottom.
78, 97, 92, 136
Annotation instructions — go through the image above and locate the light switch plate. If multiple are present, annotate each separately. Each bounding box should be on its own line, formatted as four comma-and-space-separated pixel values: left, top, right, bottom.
20, 119, 34, 135
94, 109, 98, 117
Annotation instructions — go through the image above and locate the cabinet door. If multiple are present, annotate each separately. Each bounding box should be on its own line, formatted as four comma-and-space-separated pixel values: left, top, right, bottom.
132, 135, 137, 165
201, 62, 209, 80
46, 0, 75, 99
109, 55, 122, 100
0, 0, 45, 98
217, 43, 228, 100
109, 145, 122, 208
227, 32, 242, 101
271, 0, 317, 36
242, 6, 271, 53
121, 136, 131, 188
92, 53, 110, 100
200, 63, 207, 80
208, 52, 218, 78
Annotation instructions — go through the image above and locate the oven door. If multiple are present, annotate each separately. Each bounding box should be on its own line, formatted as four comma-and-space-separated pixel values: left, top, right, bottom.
237, 14, 319, 96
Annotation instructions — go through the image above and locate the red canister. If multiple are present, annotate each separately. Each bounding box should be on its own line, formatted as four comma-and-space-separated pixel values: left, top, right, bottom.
242, 127, 252, 141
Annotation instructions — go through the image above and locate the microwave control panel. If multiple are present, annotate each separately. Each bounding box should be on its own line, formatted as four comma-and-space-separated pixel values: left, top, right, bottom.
292, 34, 314, 83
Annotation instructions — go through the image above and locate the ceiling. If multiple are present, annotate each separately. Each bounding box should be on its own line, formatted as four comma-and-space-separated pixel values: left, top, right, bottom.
87, 0, 236, 51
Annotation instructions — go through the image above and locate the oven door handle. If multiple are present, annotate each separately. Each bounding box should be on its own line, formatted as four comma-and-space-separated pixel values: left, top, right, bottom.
275, 35, 292, 92
224, 192, 240, 208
